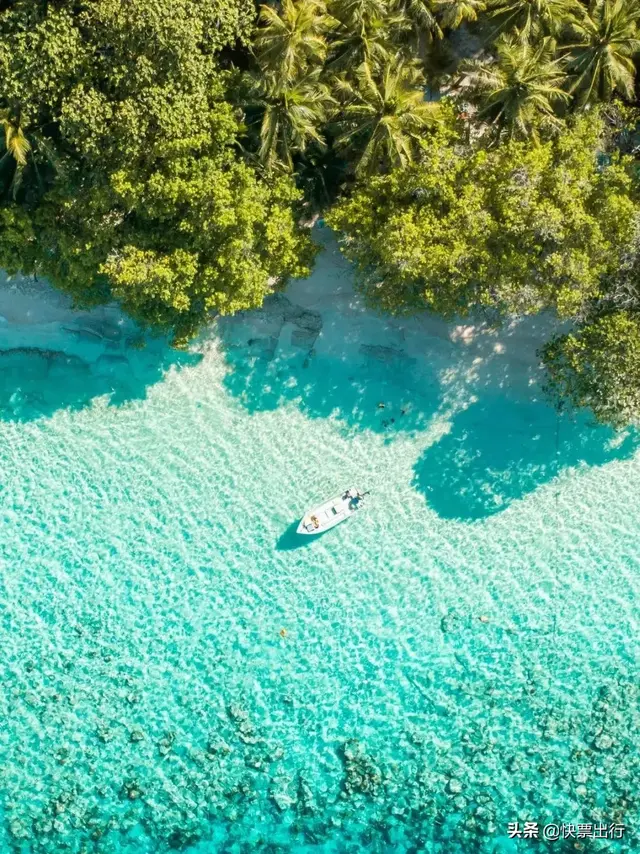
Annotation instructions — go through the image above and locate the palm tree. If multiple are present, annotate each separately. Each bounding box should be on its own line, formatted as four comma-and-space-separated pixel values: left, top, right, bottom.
254, 0, 333, 82
247, 69, 336, 172
436, 0, 487, 30
489, 0, 580, 41
395, 0, 443, 41
0, 108, 31, 198
564, 0, 640, 105
328, 0, 404, 71
464, 35, 570, 139
333, 60, 441, 175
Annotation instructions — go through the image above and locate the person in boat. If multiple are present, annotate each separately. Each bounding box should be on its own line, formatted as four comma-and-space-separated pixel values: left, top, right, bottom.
346, 490, 364, 509
310, 515, 320, 529
353, 490, 370, 507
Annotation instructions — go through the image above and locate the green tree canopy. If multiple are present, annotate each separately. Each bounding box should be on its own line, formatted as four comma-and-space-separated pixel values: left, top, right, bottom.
436, 0, 488, 31
564, 0, 640, 105
333, 59, 442, 176
0, 0, 315, 344
245, 67, 336, 173
327, 113, 636, 319
327, 0, 404, 71
394, 0, 443, 42
489, 0, 580, 41
464, 35, 570, 139
542, 311, 640, 427
254, 0, 334, 83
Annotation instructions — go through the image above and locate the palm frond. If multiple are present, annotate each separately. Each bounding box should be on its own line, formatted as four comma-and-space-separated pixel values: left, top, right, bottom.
0, 111, 31, 168
563, 0, 640, 104
333, 58, 442, 176
328, 0, 402, 71
488, 0, 582, 41
250, 67, 336, 173
254, 0, 333, 82
435, 0, 487, 30
464, 35, 570, 139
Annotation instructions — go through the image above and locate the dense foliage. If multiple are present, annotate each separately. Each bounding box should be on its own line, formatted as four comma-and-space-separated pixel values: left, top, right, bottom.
328, 112, 636, 319
0, 0, 314, 344
543, 311, 640, 428
541, 224, 640, 424
2, 0, 640, 421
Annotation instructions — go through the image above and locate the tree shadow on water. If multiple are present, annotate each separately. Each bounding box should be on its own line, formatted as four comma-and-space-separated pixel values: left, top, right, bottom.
222, 347, 441, 437
0, 342, 202, 422
413, 395, 640, 521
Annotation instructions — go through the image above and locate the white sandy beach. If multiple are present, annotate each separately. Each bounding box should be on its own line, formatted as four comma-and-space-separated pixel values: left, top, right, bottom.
0, 225, 562, 409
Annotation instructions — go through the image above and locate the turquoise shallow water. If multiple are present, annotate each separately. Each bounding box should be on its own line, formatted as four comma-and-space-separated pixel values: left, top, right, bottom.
0, 282, 639, 853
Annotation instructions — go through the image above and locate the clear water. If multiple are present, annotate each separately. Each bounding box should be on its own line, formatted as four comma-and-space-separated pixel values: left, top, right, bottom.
0, 266, 639, 853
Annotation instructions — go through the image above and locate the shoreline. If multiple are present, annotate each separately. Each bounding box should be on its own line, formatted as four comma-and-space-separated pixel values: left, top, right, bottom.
0, 227, 564, 413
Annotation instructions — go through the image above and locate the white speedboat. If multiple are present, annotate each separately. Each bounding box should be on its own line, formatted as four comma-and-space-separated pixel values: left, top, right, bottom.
297, 488, 368, 535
